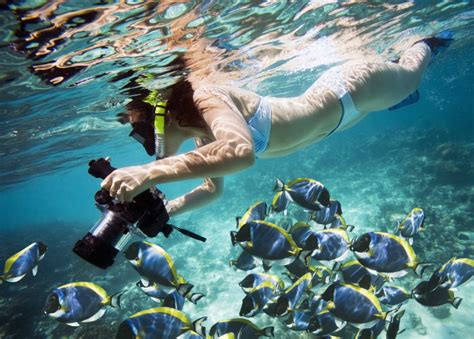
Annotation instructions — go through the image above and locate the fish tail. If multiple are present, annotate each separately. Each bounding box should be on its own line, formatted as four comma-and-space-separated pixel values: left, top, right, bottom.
192, 316, 207, 337
274, 178, 285, 192
230, 231, 238, 246
414, 262, 432, 277
235, 216, 241, 229
452, 297, 462, 309
383, 304, 402, 320
187, 293, 205, 304
177, 283, 194, 296
258, 326, 275, 337
109, 290, 125, 308
346, 224, 355, 232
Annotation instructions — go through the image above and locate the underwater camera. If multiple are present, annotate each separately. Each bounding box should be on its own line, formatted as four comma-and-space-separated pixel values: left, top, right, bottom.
73, 158, 205, 269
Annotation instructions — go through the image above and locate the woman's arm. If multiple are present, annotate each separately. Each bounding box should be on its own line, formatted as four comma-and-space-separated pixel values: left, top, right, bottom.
166, 177, 224, 216
101, 87, 255, 202
165, 137, 223, 216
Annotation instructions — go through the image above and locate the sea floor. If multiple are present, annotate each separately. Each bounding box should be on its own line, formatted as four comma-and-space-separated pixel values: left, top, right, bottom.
1, 126, 473, 338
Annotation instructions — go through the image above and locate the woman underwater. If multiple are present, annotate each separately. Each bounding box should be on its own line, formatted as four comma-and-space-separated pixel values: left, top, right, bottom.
101, 33, 452, 216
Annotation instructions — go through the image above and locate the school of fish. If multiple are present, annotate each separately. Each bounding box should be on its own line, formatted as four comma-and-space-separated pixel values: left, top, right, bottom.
1, 177, 473, 338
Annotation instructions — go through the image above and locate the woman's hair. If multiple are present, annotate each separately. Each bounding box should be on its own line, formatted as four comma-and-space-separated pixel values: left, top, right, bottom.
117, 55, 206, 129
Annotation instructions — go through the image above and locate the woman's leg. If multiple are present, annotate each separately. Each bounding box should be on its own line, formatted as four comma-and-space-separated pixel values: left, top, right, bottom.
397, 42, 432, 87
347, 42, 432, 113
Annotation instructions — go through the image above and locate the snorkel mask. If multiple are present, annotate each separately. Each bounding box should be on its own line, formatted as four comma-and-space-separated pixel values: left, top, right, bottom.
129, 90, 167, 159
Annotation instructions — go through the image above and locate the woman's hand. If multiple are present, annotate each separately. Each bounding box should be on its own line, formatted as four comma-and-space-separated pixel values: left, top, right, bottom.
101, 164, 153, 202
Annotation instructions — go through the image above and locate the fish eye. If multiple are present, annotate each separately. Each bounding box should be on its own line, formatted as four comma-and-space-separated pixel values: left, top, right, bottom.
44, 293, 60, 314
351, 234, 371, 252
303, 233, 319, 251
308, 316, 321, 332
239, 275, 255, 288
318, 188, 330, 207
124, 243, 139, 260
276, 296, 289, 315
240, 297, 254, 316
320, 284, 336, 301
116, 321, 135, 339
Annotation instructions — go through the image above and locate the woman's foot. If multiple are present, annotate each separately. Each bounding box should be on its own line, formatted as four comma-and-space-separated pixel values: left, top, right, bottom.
418, 30, 454, 56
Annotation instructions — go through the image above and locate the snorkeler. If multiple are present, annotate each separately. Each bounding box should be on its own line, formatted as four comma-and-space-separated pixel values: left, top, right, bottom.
98, 33, 453, 215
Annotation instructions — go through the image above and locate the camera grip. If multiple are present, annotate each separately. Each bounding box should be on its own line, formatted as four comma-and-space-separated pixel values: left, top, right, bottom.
88, 158, 116, 179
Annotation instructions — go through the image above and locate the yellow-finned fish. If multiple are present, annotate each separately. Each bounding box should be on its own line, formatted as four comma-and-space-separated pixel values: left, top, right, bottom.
1, 241, 47, 283
319, 283, 386, 329
236, 201, 268, 228
351, 231, 429, 277
124, 241, 194, 296
116, 307, 206, 339
209, 318, 274, 338
274, 177, 330, 211
43, 282, 123, 327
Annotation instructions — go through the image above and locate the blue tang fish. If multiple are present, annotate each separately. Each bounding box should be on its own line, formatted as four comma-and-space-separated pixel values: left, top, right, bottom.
270, 189, 291, 214
320, 283, 387, 329
376, 285, 411, 306
307, 228, 350, 262
1, 241, 47, 283
116, 307, 206, 339
239, 272, 285, 294
264, 272, 313, 317
240, 281, 279, 317
412, 281, 462, 309
237, 201, 268, 228
43, 282, 122, 327
209, 318, 274, 338
396, 208, 425, 244
229, 250, 257, 271
429, 257, 474, 289
337, 260, 386, 291
310, 200, 342, 225
285, 310, 311, 331
125, 241, 193, 295
230, 220, 301, 265
306, 297, 345, 336
351, 232, 428, 277
274, 178, 330, 211
289, 221, 313, 249
136, 281, 204, 310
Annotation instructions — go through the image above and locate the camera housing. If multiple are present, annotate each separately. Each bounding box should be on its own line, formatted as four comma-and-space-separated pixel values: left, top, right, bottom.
73, 158, 172, 269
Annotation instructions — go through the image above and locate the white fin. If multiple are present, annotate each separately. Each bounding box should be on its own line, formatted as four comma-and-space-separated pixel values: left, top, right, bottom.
335, 319, 347, 332
6, 274, 26, 283
65, 322, 81, 327
351, 319, 378, 329
335, 249, 350, 262
140, 278, 150, 287
274, 178, 284, 191
151, 297, 161, 303
32, 265, 38, 276
82, 308, 106, 323
386, 270, 408, 278
408, 238, 414, 245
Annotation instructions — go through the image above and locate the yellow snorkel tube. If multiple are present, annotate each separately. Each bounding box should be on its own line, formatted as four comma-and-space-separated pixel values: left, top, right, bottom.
154, 100, 167, 159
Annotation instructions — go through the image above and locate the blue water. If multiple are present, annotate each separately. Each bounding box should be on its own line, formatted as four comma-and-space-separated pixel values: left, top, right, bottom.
1, 1, 473, 338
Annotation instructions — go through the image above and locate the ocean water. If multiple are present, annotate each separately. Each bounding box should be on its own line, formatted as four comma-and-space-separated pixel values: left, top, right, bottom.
0, 1, 473, 338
